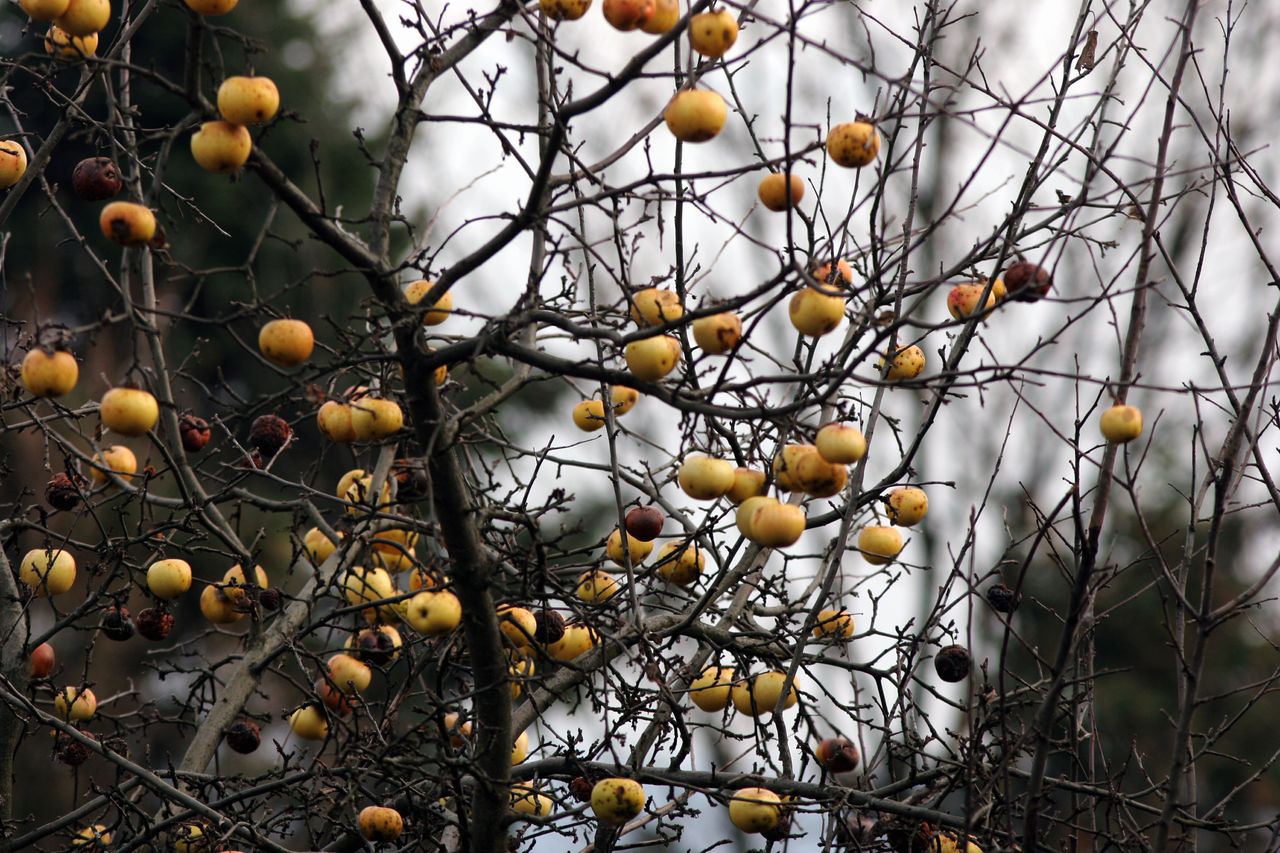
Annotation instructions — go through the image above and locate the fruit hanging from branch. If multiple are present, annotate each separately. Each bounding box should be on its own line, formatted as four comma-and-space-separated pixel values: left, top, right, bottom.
1099, 403, 1143, 443
728, 787, 783, 834
688, 9, 739, 57
21, 346, 78, 397
217, 76, 280, 125
826, 119, 881, 168
98, 201, 155, 246
757, 172, 805, 211
590, 778, 645, 825
190, 121, 253, 174
664, 90, 728, 142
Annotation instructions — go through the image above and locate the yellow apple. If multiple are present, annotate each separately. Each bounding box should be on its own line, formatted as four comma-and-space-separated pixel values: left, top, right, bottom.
573, 399, 607, 432
749, 502, 806, 547
55, 685, 96, 721
349, 397, 403, 440
190, 120, 252, 173
510, 728, 531, 764
935, 833, 983, 853
678, 454, 736, 500
816, 423, 867, 464
316, 401, 356, 442
171, 825, 207, 853
341, 566, 396, 622
441, 711, 472, 747
371, 527, 418, 557
509, 655, 535, 699
54, 0, 109, 36
335, 468, 369, 498
217, 75, 279, 125
71, 825, 111, 847
590, 778, 645, 826
339, 471, 393, 513
146, 558, 192, 599
732, 671, 798, 714
811, 257, 854, 286
327, 653, 372, 694
813, 608, 854, 639
624, 335, 681, 381
576, 570, 619, 604
607, 385, 640, 415
404, 279, 454, 325
200, 585, 243, 624
946, 283, 995, 320
826, 120, 880, 168
258, 319, 313, 367
300, 525, 340, 563
290, 705, 328, 741
789, 287, 846, 336
540, 0, 592, 19
606, 527, 653, 565
0, 140, 28, 188
772, 444, 819, 492
21, 348, 78, 397
221, 563, 268, 604
403, 590, 462, 635
630, 287, 684, 326
727, 675, 752, 712
664, 90, 728, 143
754, 671, 800, 710
1099, 404, 1143, 443
497, 605, 537, 647
795, 451, 847, 497
691, 311, 742, 354
726, 467, 766, 504
882, 344, 925, 380
357, 805, 403, 841
655, 542, 704, 586
689, 666, 734, 711
728, 787, 782, 833
857, 525, 903, 565
547, 623, 596, 660
44, 26, 97, 56
99, 386, 159, 435
20, 548, 76, 596
886, 486, 928, 526
688, 9, 738, 57
90, 444, 137, 485
19, 0, 70, 21
98, 201, 155, 246
184, 0, 237, 13
510, 783, 554, 817
735, 495, 777, 540
757, 172, 804, 211
408, 568, 448, 592
638, 0, 675, 32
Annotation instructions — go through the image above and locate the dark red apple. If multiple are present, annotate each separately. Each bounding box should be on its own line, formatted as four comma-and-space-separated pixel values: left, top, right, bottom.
934, 645, 971, 683
815, 737, 860, 773
71, 157, 123, 201
1003, 261, 1052, 302
29, 642, 55, 679
625, 506, 665, 542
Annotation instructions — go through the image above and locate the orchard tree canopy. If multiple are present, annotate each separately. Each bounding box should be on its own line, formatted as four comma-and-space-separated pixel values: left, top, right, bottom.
3, 0, 1280, 851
